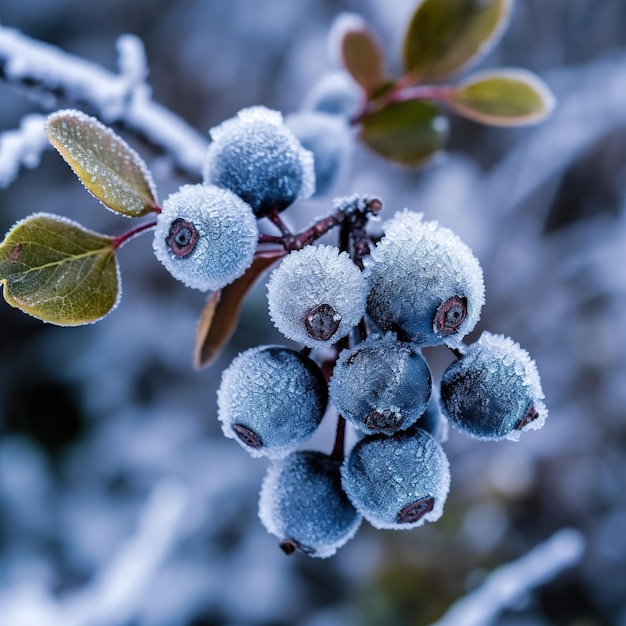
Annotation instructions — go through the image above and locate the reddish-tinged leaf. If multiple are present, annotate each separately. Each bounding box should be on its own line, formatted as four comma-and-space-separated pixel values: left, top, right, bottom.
194, 250, 286, 368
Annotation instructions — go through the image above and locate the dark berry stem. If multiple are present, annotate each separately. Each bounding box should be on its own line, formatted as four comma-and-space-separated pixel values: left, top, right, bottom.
266, 208, 292, 237
449, 345, 465, 360
331, 415, 346, 461
258, 210, 346, 252
112, 219, 158, 250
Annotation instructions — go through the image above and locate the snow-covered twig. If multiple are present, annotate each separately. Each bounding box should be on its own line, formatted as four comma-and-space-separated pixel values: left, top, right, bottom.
0, 480, 188, 626
0, 113, 48, 187
430, 528, 586, 626
0, 25, 208, 179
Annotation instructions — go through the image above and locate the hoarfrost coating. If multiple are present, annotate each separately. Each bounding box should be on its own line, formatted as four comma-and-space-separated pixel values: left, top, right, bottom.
342, 428, 451, 530
217, 346, 328, 459
365, 210, 485, 347
259, 450, 362, 558
203, 105, 315, 216
267, 244, 368, 348
329, 332, 432, 435
440, 331, 548, 441
152, 184, 258, 292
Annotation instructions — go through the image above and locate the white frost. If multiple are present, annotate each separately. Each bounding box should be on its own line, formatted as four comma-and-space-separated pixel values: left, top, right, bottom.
0, 114, 48, 188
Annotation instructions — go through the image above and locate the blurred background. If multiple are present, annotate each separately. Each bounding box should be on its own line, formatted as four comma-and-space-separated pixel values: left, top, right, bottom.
1, 1, 625, 624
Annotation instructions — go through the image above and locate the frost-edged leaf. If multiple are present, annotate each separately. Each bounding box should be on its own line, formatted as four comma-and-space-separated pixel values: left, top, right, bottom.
448, 69, 556, 126
360, 100, 449, 165
403, 0, 512, 82
331, 13, 385, 96
194, 250, 286, 369
46, 110, 158, 217
0, 213, 120, 325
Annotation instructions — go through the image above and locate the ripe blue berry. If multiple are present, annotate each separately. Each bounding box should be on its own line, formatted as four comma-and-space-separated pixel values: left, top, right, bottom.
217, 346, 328, 458
365, 211, 485, 348
203, 106, 315, 216
259, 450, 362, 558
329, 333, 432, 435
152, 184, 258, 292
301, 71, 362, 119
440, 332, 548, 441
342, 428, 450, 530
267, 245, 367, 348
286, 111, 352, 198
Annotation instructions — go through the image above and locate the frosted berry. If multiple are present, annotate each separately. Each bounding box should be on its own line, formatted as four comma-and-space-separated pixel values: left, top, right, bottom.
440, 332, 548, 441
203, 106, 315, 216
152, 184, 258, 291
259, 450, 362, 558
217, 346, 327, 458
301, 71, 362, 119
286, 111, 352, 197
365, 211, 485, 347
329, 333, 432, 435
267, 245, 367, 348
342, 428, 450, 530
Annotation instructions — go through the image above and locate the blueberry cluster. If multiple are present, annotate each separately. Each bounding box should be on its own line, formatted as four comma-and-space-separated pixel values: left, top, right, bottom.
152, 104, 547, 558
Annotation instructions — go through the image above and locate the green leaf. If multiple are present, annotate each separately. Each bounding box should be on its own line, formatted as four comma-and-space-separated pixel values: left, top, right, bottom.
46, 110, 158, 217
403, 0, 512, 83
0, 213, 120, 326
336, 14, 385, 96
449, 69, 556, 125
360, 100, 449, 166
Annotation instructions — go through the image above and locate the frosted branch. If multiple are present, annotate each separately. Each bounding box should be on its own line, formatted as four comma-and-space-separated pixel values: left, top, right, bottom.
0, 480, 187, 626
0, 113, 48, 188
0, 25, 208, 179
482, 52, 626, 221
430, 528, 586, 626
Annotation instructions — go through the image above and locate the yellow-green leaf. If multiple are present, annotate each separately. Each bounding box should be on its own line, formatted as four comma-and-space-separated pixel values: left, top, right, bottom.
449, 69, 556, 125
403, 0, 512, 83
336, 14, 385, 96
360, 100, 449, 166
46, 110, 158, 217
0, 213, 120, 325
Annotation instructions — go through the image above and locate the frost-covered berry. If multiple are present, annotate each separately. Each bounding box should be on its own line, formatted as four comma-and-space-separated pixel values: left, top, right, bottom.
342, 428, 450, 530
259, 450, 362, 558
267, 245, 367, 348
152, 184, 258, 291
286, 111, 352, 197
217, 346, 327, 458
365, 211, 485, 348
203, 106, 315, 217
440, 332, 548, 441
329, 333, 432, 435
301, 71, 362, 119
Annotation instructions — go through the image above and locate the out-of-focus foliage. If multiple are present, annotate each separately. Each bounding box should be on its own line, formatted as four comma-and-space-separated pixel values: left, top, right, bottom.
1, 0, 626, 625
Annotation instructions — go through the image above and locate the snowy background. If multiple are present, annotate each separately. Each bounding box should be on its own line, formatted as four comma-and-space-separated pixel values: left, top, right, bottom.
1, 1, 625, 624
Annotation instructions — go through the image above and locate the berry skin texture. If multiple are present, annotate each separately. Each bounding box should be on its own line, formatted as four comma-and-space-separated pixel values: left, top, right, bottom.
286, 111, 352, 198
365, 211, 485, 348
440, 332, 548, 441
267, 245, 367, 348
152, 184, 258, 292
342, 428, 450, 530
217, 346, 328, 459
329, 332, 432, 435
259, 450, 362, 558
203, 106, 315, 217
